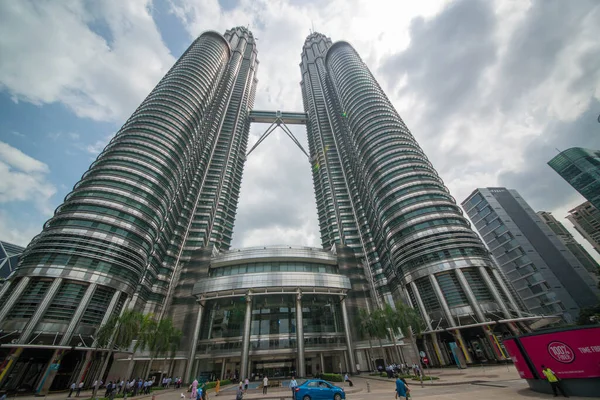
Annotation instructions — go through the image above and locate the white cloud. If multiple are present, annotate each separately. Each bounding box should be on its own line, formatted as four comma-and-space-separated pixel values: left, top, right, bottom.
48, 132, 81, 141
168, 0, 451, 248
0, 141, 56, 215
0, 210, 40, 247
0, 0, 175, 122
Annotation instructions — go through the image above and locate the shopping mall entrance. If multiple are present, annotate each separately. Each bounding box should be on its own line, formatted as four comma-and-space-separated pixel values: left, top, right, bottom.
251, 358, 296, 379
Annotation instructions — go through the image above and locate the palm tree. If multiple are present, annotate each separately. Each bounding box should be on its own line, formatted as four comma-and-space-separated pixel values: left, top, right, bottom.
382, 303, 404, 363
142, 318, 182, 379
390, 301, 425, 368
370, 309, 390, 367
357, 309, 378, 371
94, 309, 145, 385
125, 313, 156, 379
162, 321, 183, 377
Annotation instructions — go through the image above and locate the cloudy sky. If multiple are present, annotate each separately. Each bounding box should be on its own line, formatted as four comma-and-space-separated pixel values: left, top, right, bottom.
0, 0, 599, 259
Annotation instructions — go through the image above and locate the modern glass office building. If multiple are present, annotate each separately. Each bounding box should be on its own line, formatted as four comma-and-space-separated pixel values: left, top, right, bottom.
462, 188, 599, 323
0, 30, 533, 393
549, 147, 600, 211
299, 33, 532, 367
537, 211, 599, 277
567, 201, 600, 256
0, 241, 24, 280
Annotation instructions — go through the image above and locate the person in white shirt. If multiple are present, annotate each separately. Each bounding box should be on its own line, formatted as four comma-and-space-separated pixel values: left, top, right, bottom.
262, 376, 268, 395
76, 382, 83, 397
289, 377, 298, 400
68, 382, 76, 397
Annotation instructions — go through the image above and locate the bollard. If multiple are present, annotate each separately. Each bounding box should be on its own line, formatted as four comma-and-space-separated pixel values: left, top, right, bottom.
152, 394, 156, 400
366, 381, 370, 393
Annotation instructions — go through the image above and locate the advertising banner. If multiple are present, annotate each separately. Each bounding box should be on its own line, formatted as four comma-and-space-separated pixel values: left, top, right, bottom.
519, 327, 600, 379
502, 338, 534, 379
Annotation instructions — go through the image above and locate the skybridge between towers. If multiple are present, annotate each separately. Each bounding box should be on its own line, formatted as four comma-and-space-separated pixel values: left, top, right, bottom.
246, 110, 310, 159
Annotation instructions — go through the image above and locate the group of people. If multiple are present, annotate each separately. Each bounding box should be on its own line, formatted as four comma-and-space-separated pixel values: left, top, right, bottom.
189, 378, 216, 400
380, 363, 422, 378
69, 376, 184, 398
161, 377, 183, 388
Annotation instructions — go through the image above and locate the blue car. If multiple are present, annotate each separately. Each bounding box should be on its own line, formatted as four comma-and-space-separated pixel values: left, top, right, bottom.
294, 379, 345, 400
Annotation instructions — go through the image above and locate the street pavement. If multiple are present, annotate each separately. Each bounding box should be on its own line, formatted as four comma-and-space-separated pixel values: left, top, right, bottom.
10, 366, 586, 400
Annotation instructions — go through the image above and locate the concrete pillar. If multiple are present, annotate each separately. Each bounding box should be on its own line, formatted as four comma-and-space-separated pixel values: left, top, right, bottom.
452, 329, 473, 364
75, 350, 93, 384
429, 274, 472, 363
482, 325, 506, 360
428, 274, 456, 327
409, 281, 432, 331
36, 349, 66, 395
0, 347, 24, 387
96, 292, 127, 383
478, 267, 512, 318
220, 358, 227, 380
0, 279, 13, 304
0, 277, 30, 322
240, 292, 253, 381
185, 299, 205, 383
490, 268, 523, 317
60, 283, 97, 346
19, 278, 63, 343
454, 268, 486, 323
339, 296, 357, 374
430, 333, 446, 366
295, 289, 305, 378
320, 353, 325, 374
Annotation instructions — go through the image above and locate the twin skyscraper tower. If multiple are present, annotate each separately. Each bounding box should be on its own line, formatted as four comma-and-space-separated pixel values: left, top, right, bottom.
0, 27, 529, 391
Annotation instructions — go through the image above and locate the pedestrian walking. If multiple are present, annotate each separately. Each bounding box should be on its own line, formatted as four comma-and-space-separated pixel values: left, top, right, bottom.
235, 383, 244, 400
289, 376, 298, 400
541, 365, 568, 397
68, 382, 76, 397
190, 379, 198, 400
244, 377, 249, 391
262, 376, 268, 395
215, 379, 220, 396
76, 382, 83, 397
395, 376, 409, 400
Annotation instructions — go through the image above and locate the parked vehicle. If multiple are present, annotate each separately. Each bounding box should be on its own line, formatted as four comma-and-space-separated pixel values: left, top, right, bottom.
294, 379, 345, 400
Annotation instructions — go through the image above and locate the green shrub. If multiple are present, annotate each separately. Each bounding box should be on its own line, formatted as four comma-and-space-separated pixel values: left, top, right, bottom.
410, 376, 439, 381
204, 379, 231, 390
321, 373, 343, 382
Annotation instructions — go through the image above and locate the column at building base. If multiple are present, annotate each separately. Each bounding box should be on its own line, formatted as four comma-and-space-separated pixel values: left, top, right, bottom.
482, 326, 507, 360
452, 330, 473, 364
75, 350, 93, 385
36, 349, 65, 396
0, 347, 24, 386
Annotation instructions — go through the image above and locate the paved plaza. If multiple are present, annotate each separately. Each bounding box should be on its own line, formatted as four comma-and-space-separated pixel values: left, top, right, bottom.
9, 366, 587, 400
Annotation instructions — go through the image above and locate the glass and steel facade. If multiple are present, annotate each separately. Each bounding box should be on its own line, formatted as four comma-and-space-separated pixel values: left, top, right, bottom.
0, 241, 24, 279
567, 201, 600, 256
549, 147, 600, 210
0, 27, 257, 393
182, 246, 358, 381
300, 33, 524, 366
1, 29, 537, 392
537, 211, 600, 277
462, 188, 600, 323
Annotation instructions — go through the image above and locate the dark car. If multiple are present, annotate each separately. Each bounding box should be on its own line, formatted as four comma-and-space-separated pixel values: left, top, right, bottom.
294, 379, 345, 400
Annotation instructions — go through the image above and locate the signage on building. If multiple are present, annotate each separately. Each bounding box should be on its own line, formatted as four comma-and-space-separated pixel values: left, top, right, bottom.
502, 338, 534, 379
519, 327, 600, 379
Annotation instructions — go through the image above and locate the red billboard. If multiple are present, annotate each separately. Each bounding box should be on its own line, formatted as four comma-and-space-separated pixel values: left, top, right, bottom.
519, 327, 600, 379
502, 338, 534, 379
